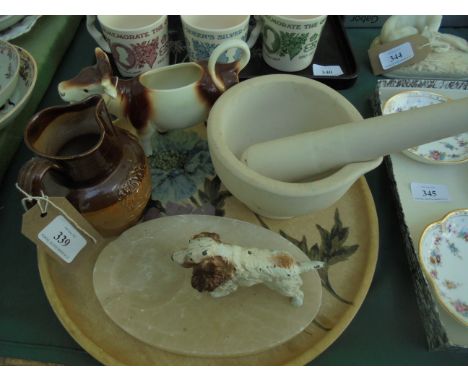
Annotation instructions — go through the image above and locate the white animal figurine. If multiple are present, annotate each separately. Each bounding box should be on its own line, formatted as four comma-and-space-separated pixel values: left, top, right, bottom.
377, 16, 468, 53
171, 232, 323, 307
371, 16, 468, 79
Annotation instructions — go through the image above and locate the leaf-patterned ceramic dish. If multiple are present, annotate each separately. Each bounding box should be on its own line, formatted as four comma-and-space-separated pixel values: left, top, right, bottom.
382, 90, 468, 165
0, 46, 37, 130
419, 209, 468, 327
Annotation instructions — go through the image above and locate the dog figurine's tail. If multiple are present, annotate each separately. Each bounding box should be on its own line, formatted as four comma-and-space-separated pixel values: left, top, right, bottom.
298, 259, 324, 273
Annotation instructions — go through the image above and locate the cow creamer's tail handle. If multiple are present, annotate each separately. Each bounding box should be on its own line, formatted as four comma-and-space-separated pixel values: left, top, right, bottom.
207, 39, 250, 92
87, 16, 112, 53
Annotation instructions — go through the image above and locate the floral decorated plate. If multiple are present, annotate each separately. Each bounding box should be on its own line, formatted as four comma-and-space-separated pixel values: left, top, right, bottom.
0, 15, 40, 41
419, 209, 468, 327
0, 46, 37, 130
382, 90, 468, 165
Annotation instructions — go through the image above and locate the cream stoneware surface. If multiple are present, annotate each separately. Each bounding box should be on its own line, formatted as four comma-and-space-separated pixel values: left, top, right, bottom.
207, 74, 382, 218
419, 209, 468, 327
240, 97, 468, 182
93, 215, 322, 357
0, 40, 20, 108
382, 90, 468, 165
0, 46, 37, 130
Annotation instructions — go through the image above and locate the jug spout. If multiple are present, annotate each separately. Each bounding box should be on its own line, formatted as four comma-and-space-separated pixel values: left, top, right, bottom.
24, 95, 122, 185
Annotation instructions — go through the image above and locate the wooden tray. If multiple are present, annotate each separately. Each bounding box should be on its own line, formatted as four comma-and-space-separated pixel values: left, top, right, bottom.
37, 176, 378, 365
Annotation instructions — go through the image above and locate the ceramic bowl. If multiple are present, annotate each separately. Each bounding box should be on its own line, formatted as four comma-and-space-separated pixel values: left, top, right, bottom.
419, 209, 468, 327
0, 40, 20, 108
207, 74, 382, 218
0, 46, 37, 130
382, 90, 468, 165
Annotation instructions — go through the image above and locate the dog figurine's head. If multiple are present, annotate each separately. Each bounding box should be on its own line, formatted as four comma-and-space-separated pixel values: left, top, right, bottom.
171, 232, 222, 267
172, 232, 235, 292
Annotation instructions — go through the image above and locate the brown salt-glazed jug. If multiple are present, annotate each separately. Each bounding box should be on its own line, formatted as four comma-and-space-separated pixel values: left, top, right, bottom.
17, 95, 151, 236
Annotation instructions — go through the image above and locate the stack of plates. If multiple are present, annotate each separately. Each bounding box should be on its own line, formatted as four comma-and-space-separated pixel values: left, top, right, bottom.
0, 39, 37, 130
0, 15, 40, 41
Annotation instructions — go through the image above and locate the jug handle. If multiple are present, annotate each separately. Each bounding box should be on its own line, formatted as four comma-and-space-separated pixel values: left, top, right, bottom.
17, 158, 63, 208
207, 39, 251, 93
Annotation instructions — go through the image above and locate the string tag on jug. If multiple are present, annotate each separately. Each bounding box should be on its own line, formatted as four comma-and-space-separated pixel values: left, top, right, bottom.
17, 184, 105, 264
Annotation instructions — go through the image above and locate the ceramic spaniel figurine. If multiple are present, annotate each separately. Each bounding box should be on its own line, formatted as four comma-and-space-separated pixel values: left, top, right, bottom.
171, 232, 323, 306
58, 41, 250, 155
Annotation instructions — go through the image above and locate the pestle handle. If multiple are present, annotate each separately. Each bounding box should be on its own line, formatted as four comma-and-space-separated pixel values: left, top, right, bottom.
241, 97, 468, 182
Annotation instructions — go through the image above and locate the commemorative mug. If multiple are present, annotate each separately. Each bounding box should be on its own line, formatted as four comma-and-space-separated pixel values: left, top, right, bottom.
87, 15, 169, 77
181, 15, 261, 62
260, 15, 327, 72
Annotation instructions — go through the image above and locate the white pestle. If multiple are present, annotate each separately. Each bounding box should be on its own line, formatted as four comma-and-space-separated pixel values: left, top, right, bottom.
241, 97, 468, 182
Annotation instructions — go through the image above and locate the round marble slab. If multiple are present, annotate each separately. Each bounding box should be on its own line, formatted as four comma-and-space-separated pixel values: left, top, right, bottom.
93, 215, 322, 357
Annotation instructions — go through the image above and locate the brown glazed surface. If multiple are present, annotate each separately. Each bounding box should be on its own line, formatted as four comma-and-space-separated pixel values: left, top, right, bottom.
118, 77, 153, 132
196, 61, 240, 107
18, 95, 151, 237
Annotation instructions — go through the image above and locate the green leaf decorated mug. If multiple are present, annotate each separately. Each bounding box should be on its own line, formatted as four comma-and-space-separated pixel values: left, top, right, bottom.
260, 15, 327, 72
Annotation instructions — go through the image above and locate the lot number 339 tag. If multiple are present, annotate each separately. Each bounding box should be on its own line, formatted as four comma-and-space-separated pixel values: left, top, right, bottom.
38, 215, 87, 263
